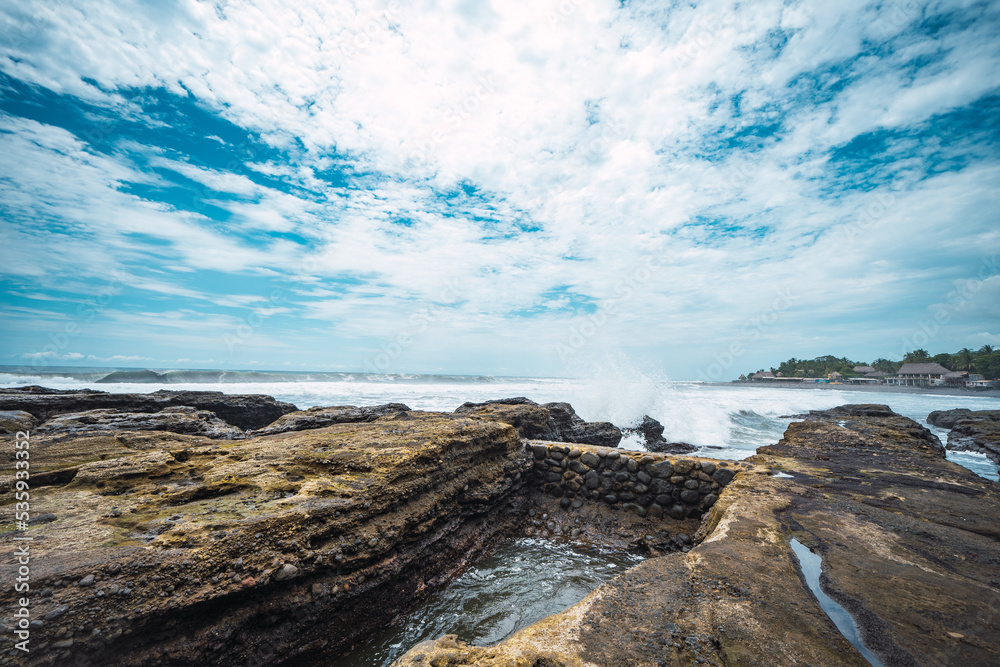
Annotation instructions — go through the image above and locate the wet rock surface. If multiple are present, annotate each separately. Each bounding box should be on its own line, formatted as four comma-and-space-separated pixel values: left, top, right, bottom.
623, 415, 699, 454
0, 387, 296, 430
397, 405, 1000, 667
928, 409, 1000, 465
456, 397, 622, 447
254, 403, 412, 435
927, 408, 1000, 429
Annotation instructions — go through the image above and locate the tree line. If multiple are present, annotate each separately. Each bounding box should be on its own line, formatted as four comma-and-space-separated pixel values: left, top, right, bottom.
743, 346, 999, 381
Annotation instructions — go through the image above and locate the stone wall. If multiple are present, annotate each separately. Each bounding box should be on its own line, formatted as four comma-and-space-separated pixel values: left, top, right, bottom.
526, 440, 737, 519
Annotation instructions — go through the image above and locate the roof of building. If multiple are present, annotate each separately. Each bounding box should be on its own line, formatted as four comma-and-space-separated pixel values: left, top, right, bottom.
864, 371, 889, 377
853, 365, 875, 373
896, 362, 952, 376
753, 371, 775, 379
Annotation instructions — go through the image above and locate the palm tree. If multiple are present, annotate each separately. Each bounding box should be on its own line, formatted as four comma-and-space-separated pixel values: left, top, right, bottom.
904, 349, 929, 363
959, 348, 975, 372
979, 344, 995, 355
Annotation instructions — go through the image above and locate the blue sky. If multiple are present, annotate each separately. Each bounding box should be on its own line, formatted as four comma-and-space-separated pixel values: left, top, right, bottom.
1, 0, 998, 380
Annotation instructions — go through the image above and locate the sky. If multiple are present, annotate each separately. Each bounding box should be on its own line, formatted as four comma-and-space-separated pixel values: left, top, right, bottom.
0, 0, 998, 381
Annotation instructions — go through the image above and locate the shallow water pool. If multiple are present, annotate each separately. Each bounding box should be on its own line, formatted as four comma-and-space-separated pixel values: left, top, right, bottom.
329, 537, 644, 666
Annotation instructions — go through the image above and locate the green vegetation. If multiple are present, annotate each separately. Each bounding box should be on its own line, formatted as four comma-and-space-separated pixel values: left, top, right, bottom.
743, 345, 1000, 381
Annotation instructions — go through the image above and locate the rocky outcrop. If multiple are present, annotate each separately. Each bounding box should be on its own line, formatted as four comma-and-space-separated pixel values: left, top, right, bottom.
623, 415, 699, 454
928, 409, 1000, 465
0, 409, 36, 434
927, 408, 1000, 429
0, 387, 296, 430
37, 406, 245, 439
542, 402, 622, 447
397, 405, 1000, 666
254, 403, 411, 435
0, 412, 531, 666
457, 398, 622, 447
783, 403, 898, 420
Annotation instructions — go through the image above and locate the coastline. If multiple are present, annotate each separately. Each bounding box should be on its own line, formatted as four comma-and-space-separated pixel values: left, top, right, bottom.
730, 381, 1000, 399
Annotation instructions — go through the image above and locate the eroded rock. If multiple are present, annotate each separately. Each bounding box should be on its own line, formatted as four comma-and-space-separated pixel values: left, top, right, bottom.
0, 387, 297, 430
398, 405, 1000, 666
0, 412, 530, 666
927, 409, 1000, 466
38, 406, 245, 439
254, 402, 411, 435
623, 415, 699, 454
0, 409, 36, 434
457, 398, 622, 447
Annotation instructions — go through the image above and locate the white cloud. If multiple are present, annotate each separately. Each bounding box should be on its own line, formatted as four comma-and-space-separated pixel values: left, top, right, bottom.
0, 0, 997, 377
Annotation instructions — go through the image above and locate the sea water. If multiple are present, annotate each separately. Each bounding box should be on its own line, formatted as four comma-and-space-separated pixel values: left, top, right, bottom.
1, 369, 997, 480
328, 538, 644, 667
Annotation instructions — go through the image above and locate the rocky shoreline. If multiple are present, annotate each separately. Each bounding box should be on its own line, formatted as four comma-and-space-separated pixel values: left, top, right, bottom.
928, 408, 1000, 466
1, 389, 998, 666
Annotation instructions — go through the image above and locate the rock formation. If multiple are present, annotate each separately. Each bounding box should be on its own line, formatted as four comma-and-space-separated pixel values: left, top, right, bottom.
254, 403, 411, 435
0, 412, 531, 666
928, 408, 1000, 465
37, 406, 245, 439
3, 397, 997, 667
397, 405, 1000, 666
0, 387, 296, 431
623, 414, 699, 454
0, 410, 36, 434
456, 398, 622, 447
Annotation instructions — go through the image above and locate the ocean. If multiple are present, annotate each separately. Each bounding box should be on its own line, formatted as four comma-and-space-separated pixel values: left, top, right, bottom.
2, 368, 997, 481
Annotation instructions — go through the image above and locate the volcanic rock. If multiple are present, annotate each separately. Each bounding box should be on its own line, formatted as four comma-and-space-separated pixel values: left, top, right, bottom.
927, 409, 1000, 465
457, 398, 622, 447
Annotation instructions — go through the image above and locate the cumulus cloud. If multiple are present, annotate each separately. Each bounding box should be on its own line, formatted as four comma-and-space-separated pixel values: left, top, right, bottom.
0, 0, 998, 377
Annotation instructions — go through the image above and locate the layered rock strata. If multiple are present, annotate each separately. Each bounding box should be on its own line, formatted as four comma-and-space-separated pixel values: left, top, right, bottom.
0, 412, 531, 666
397, 405, 1000, 666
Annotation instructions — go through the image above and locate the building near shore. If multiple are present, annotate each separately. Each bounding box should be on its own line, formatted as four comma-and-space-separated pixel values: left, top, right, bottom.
887, 362, 952, 387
